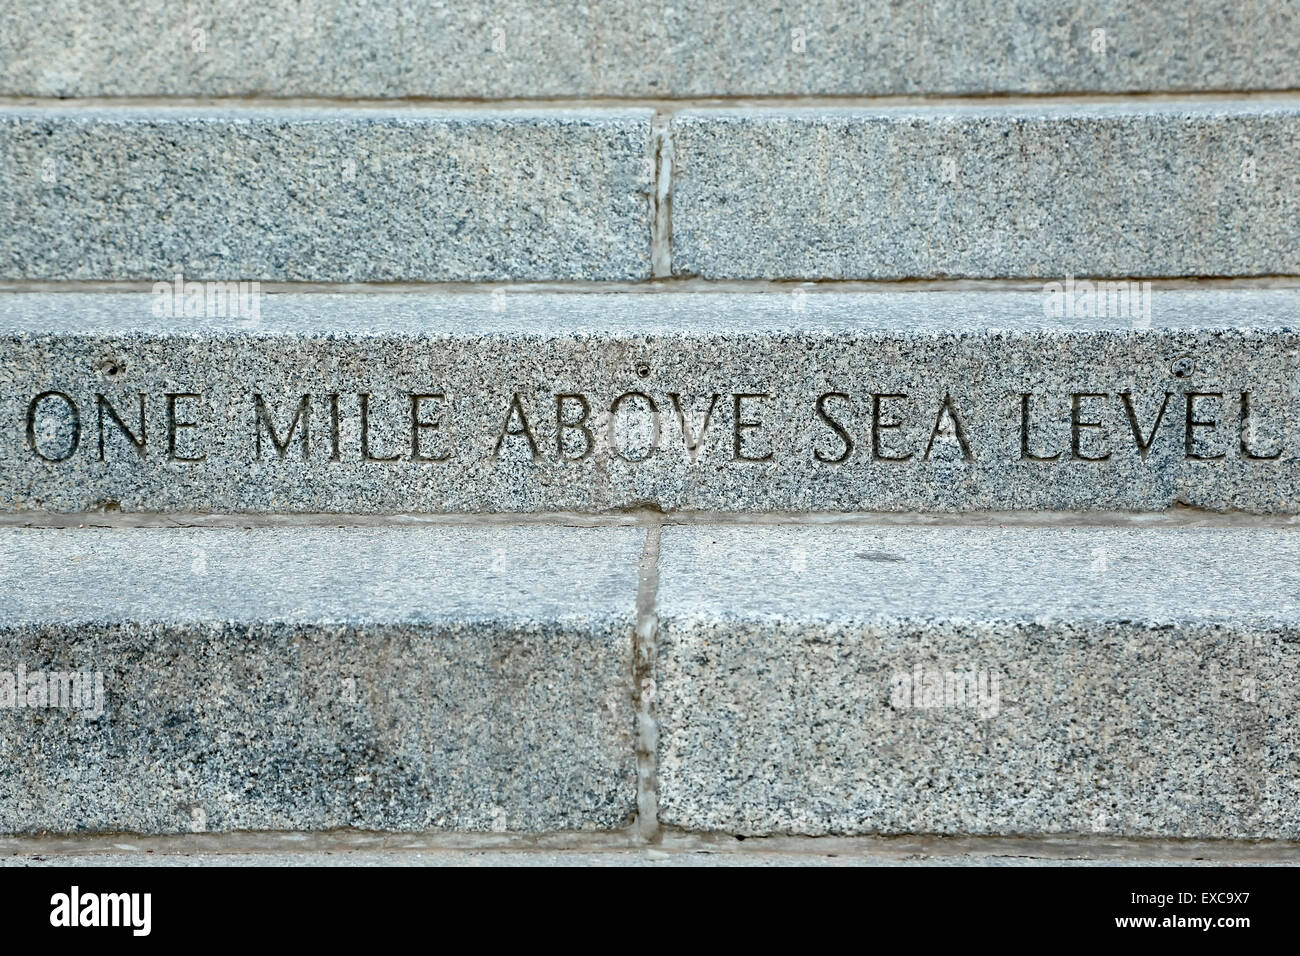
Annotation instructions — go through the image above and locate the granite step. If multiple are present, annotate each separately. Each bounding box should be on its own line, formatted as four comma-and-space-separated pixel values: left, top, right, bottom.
2, 522, 1299, 839
5, 102, 1300, 282
2, 289, 1298, 515
0, 526, 642, 834
655, 524, 1300, 839
0, 106, 656, 283
2, 1, 1295, 98
670, 102, 1300, 280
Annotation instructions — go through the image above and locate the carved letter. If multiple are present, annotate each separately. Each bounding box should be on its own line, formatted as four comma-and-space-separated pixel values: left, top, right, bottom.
1119, 391, 1172, 461
1185, 392, 1226, 461
254, 394, 310, 460
328, 393, 341, 462
556, 393, 594, 461
492, 393, 540, 460
871, 393, 911, 462
359, 393, 400, 462
1240, 391, 1283, 461
669, 393, 720, 461
25, 391, 80, 463
166, 393, 205, 462
1070, 392, 1110, 462
96, 393, 147, 460
1019, 393, 1058, 461
732, 393, 773, 462
410, 394, 450, 462
814, 392, 853, 465
610, 391, 660, 463
923, 393, 974, 462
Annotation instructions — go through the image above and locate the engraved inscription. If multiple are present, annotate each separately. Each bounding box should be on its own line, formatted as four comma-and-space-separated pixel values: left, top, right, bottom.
1016, 390, 1280, 463
18, 387, 1289, 469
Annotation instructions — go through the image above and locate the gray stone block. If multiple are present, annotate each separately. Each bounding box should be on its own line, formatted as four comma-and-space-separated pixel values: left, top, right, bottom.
0, 107, 653, 281
1, 1, 1295, 97
3, 290, 1299, 514
671, 104, 1300, 279
0, 526, 641, 833
654, 525, 1300, 838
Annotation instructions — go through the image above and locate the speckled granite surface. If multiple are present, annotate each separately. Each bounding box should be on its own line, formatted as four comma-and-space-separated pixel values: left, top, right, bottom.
0, 526, 641, 833
3, 291, 1298, 514
0, 107, 653, 281
672, 104, 1300, 279
655, 525, 1300, 838
2, 1, 1296, 98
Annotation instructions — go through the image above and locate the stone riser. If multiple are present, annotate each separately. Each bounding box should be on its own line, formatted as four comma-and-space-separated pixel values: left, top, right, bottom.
0, 107, 654, 282
671, 104, 1300, 280
3, 291, 1299, 514
4, 103, 1299, 282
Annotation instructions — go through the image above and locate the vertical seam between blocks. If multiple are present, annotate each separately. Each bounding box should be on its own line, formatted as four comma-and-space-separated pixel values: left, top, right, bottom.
632, 516, 663, 842
650, 112, 674, 278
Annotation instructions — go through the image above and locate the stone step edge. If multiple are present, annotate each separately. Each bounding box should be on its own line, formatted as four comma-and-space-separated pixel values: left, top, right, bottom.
0, 108, 656, 284
3, 288, 1298, 333
654, 524, 1300, 839
4, 830, 1298, 863
668, 104, 1300, 281
5, 512, 1300, 529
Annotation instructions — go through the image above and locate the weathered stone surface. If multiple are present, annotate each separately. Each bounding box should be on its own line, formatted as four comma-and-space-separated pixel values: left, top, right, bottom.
0, 107, 653, 281
671, 104, 1300, 279
3, 290, 1299, 515
0, 526, 640, 833
654, 525, 1300, 838
1, 1, 1295, 97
